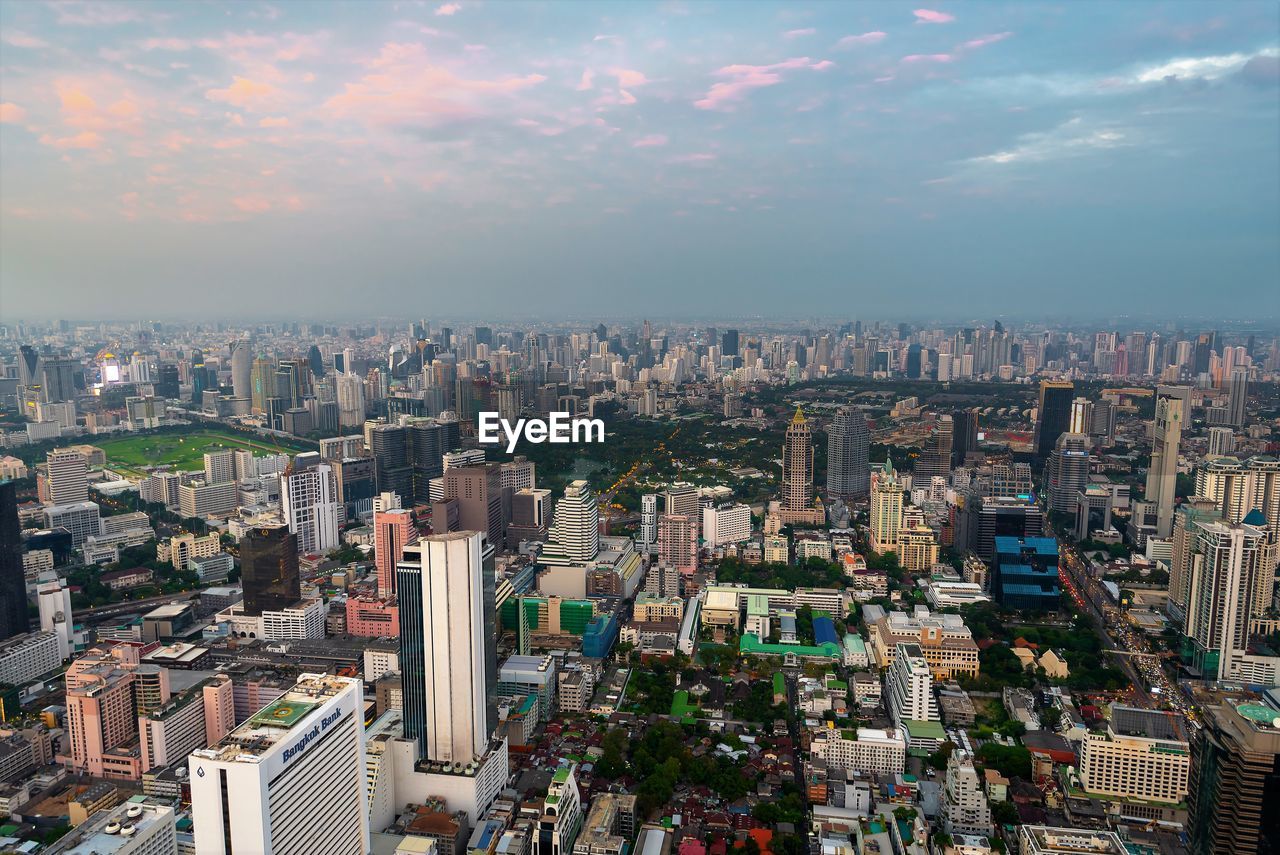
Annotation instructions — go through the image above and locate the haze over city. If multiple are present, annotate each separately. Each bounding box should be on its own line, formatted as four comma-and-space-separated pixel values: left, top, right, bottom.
2, 0, 1278, 320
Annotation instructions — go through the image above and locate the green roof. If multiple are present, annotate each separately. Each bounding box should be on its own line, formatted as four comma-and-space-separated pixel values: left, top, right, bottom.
902, 719, 946, 739
773, 672, 785, 693
741, 634, 841, 660
250, 697, 317, 729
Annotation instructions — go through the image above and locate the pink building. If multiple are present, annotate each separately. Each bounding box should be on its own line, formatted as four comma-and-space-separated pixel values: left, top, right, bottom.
65, 663, 141, 779
373, 508, 417, 595
345, 596, 400, 638
202, 674, 235, 746
658, 514, 698, 575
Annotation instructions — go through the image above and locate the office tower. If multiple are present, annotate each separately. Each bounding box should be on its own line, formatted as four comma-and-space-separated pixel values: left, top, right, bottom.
1195, 454, 1280, 527
541, 480, 600, 566
190, 674, 370, 855
443, 464, 506, 548
992, 537, 1060, 611
702, 503, 752, 546
336, 370, 366, 429
230, 341, 252, 399
1089, 398, 1116, 445
1228, 365, 1249, 426
1188, 701, 1280, 855
781, 407, 815, 511
905, 343, 922, 378
887, 642, 938, 726
1033, 380, 1074, 457
17, 344, 41, 388
663, 483, 700, 519
508, 487, 551, 548
869, 459, 904, 552
307, 344, 325, 378
951, 408, 979, 468
250, 355, 276, 414
1079, 706, 1190, 805
915, 415, 953, 479
942, 751, 993, 838
1207, 426, 1236, 458
1172, 513, 1275, 680
657, 514, 697, 574
0, 480, 28, 641
370, 423, 414, 503
409, 418, 447, 499
639, 494, 658, 549
36, 576, 74, 659
720, 329, 739, 357
1145, 386, 1187, 538
397, 532, 498, 764
190, 350, 207, 404
1068, 397, 1092, 434
374, 506, 416, 595
45, 448, 89, 505
40, 357, 80, 402
1046, 432, 1090, 514
826, 405, 870, 499
203, 449, 236, 485
240, 525, 301, 615
281, 453, 341, 556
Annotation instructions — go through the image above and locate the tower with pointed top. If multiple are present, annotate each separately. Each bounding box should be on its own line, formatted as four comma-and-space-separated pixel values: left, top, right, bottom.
781, 406, 815, 515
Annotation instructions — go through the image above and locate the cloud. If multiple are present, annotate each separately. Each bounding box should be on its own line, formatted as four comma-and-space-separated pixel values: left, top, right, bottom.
205, 76, 279, 108
694, 57, 832, 110
593, 34, 621, 43
435, 3, 461, 15
50, 1, 151, 26
576, 69, 594, 91
612, 68, 649, 87
38, 130, 104, 150
4, 31, 49, 49
233, 196, 272, 213
1132, 49, 1272, 83
968, 116, 1131, 166
902, 54, 953, 63
633, 134, 668, 147
1239, 53, 1280, 85
836, 32, 886, 48
0, 103, 27, 123
785, 28, 817, 39
259, 116, 290, 127
913, 9, 954, 24
961, 32, 1013, 50
668, 152, 717, 164
811, 60, 835, 71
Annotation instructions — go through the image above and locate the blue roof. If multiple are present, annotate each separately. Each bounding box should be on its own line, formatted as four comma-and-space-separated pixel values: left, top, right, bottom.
994, 536, 1058, 555
1243, 508, 1267, 526
814, 616, 838, 645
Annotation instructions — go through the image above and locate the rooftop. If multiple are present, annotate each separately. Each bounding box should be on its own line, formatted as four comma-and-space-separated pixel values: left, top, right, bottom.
192, 673, 356, 762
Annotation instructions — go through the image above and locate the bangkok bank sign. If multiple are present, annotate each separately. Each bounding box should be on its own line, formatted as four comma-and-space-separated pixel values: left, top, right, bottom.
478, 411, 605, 453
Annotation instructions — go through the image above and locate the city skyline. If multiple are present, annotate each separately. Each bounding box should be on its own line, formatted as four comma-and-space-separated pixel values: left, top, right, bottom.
1, 0, 1278, 320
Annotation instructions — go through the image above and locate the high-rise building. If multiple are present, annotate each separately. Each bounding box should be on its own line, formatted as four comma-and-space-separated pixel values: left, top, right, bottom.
374, 505, 416, 595
1079, 706, 1190, 805
701, 503, 752, 546
1207, 426, 1236, 458
541, 480, 599, 566
240, 525, 301, 616
397, 532, 498, 765
203, 449, 236, 486
915, 415, 953, 479
887, 642, 938, 726
1046, 432, 1090, 514
826, 405, 870, 499
992, 537, 1060, 611
45, 448, 89, 506
1145, 386, 1188, 539
942, 750, 992, 837
663, 483, 700, 519
780, 407, 815, 512
1195, 455, 1280, 527
190, 674, 370, 855
1188, 700, 1280, 855
370, 423, 414, 504
250, 355, 276, 414
639, 494, 658, 549
951, 408, 979, 469
443, 464, 506, 548
0, 480, 29, 641
1033, 380, 1074, 457
657, 514, 697, 574
1227, 365, 1249, 427
869, 459, 904, 552
230, 341, 252, 400
281, 453, 341, 556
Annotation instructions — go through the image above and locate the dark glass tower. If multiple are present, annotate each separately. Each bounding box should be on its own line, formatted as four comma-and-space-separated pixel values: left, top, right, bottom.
0, 481, 30, 641
1033, 380, 1074, 457
240, 525, 300, 615
826, 405, 870, 499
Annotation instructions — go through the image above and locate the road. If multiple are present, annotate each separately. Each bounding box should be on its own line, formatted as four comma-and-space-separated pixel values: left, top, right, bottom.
76, 590, 200, 624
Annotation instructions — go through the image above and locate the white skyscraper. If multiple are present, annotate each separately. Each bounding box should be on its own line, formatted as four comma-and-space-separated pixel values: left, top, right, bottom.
639, 494, 658, 550
203, 449, 236, 485
887, 642, 938, 726
45, 448, 89, 506
540, 480, 600, 566
189, 673, 370, 855
281, 453, 341, 556
397, 531, 498, 766
1145, 386, 1187, 539
943, 750, 993, 837
36, 574, 75, 660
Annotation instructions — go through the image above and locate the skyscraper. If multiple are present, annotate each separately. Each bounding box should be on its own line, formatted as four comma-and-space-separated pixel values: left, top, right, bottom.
826, 405, 870, 499
250, 355, 276, 414
915, 415, 954, 479
1033, 380, 1074, 457
190, 674, 370, 855
397, 531, 498, 765
540, 480, 600, 566
951, 408, 979, 469
869, 459, 904, 552
1046, 432, 1090, 514
45, 448, 89, 506
1227, 365, 1249, 426
240, 525, 301, 616
1145, 385, 1187, 539
781, 407, 814, 512
281, 453, 341, 556
230, 341, 252, 400
370, 423, 414, 504
0, 480, 29, 641
374, 504, 416, 595
1188, 701, 1280, 855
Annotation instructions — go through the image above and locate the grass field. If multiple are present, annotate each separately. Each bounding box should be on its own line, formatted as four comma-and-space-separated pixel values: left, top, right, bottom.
95, 428, 313, 475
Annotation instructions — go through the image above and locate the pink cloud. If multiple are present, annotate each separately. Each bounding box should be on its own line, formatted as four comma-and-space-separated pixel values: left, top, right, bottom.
205, 76, 278, 108
668, 152, 717, 164
612, 68, 649, 87
258, 116, 290, 127
435, 3, 460, 15
961, 31, 1013, 49
836, 32, 886, 48
617, 89, 637, 105
784, 28, 817, 39
38, 130, 103, 150
913, 8, 954, 23
576, 69, 594, 91
633, 134, 668, 148
811, 60, 835, 71
4, 31, 49, 49
902, 53, 953, 63
233, 196, 272, 213
0, 102, 27, 123
694, 57, 831, 110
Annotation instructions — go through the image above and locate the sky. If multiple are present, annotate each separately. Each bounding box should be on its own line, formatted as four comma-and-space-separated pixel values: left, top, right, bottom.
0, 0, 1277, 322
